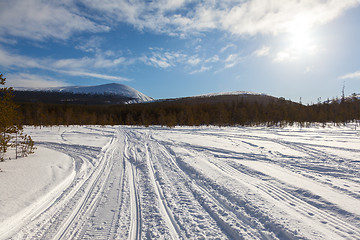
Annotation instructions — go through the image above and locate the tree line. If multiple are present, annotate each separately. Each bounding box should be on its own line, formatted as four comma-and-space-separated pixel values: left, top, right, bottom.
13, 90, 134, 105
3, 69, 358, 165
16, 94, 360, 128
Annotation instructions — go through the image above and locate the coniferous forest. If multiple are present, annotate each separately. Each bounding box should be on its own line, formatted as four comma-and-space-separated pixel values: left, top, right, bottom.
14, 92, 360, 128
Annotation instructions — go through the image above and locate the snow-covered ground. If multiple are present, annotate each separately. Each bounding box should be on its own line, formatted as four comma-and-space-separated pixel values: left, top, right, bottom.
0, 125, 359, 239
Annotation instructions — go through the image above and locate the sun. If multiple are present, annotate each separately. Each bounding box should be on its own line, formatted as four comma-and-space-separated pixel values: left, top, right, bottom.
287, 15, 317, 54
290, 28, 312, 52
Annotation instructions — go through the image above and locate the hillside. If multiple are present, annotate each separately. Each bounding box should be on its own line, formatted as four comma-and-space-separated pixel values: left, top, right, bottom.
14, 83, 153, 104
158, 91, 280, 105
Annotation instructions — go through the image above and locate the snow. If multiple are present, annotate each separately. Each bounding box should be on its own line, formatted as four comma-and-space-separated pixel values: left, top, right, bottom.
197, 90, 268, 97
0, 147, 74, 238
0, 125, 359, 239
15, 83, 153, 103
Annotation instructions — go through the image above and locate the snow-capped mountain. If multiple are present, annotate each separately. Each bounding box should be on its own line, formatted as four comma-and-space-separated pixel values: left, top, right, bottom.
16, 83, 153, 103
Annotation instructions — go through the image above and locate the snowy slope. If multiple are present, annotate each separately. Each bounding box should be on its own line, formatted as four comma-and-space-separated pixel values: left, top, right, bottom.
0, 146, 74, 238
324, 93, 360, 104
16, 83, 153, 103
1, 125, 359, 239
347, 93, 360, 101
153, 90, 275, 104
198, 90, 268, 97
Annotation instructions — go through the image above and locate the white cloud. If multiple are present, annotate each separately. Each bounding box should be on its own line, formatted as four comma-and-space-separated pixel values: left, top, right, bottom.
75, 37, 104, 53
0, 0, 109, 41
0, 48, 130, 84
189, 66, 212, 75
0, 48, 43, 69
220, 0, 359, 36
139, 48, 221, 73
0, 36, 17, 44
224, 53, 241, 68
273, 51, 298, 63
273, 42, 319, 62
205, 55, 220, 63
220, 44, 236, 53
141, 49, 189, 68
0, 47, 128, 71
6, 71, 128, 88
52, 58, 91, 69
149, 57, 172, 68
156, 0, 188, 11
2, 0, 358, 41
6, 73, 68, 88
225, 54, 237, 62
2, 47, 127, 71
51, 55, 127, 69
253, 46, 270, 57
141, 53, 172, 69
339, 70, 360, 79
59, 70, 131, 81
80, 0, 359, 38
94, 57, 127, 68
188, 56, 201, 66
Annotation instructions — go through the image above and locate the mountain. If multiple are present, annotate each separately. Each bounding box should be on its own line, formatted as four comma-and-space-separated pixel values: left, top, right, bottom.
45, 83, 153, 103
14, 82, 287, 106
156, 90, 280, 105
14, 83, 153, 104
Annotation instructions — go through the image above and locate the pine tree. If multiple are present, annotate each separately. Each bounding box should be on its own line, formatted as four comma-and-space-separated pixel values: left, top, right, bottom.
0, 73, 17, 160
0, 73, 35, 161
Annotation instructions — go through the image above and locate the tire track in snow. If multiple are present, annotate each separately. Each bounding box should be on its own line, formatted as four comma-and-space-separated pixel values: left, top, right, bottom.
256, 182, 360, 239
77, 142, 126, 240
156, 142, 269, 239
146, 133, 232, 239
124, 129, 183, 239
276, 140, 360, 178
209, 158, 360, 239
53, 137, 117, 240
77, 128, 132, 240
124, 133, 142, 240
228, 132, 359, 178
193, 130, 360, 214
261, 138, 360, 203
144, 142, 182, 240
5, 140, 107, 239
6, 126, 359, 239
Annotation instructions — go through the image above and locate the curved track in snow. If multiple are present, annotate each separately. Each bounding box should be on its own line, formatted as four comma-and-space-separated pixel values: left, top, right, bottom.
2, 126, 359, 239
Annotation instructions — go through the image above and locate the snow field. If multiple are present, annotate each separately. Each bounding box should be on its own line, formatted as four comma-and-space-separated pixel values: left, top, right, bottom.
0, 125, 359, 239
0, 147, 74, 239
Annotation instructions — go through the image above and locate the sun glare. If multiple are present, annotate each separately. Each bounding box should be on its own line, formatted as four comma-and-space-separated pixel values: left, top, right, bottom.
287, 15, 317, 54
290, 29, 312, 52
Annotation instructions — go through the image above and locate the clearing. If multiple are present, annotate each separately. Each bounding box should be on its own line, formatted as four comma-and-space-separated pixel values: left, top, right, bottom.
0, 125, 359, 239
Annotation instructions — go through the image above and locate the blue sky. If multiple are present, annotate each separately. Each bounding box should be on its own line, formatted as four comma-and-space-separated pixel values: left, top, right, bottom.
1, 0, 360, 103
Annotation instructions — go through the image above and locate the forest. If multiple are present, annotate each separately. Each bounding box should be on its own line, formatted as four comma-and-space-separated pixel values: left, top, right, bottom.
15, 93, 360, 127
13, 90, 134, 105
